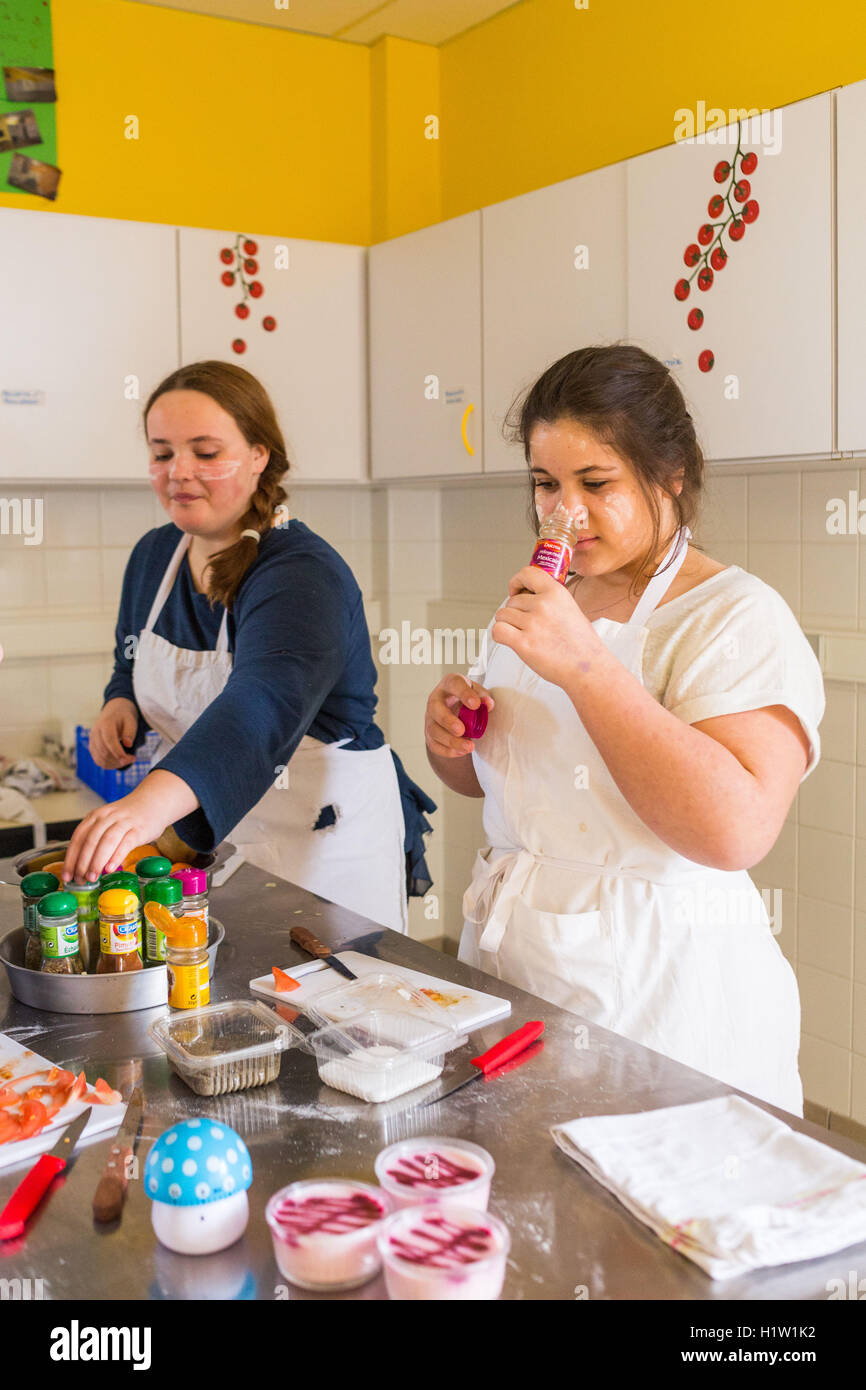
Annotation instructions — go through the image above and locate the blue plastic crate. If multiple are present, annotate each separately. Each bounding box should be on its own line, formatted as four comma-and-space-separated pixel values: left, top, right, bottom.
76, 726, 160, 803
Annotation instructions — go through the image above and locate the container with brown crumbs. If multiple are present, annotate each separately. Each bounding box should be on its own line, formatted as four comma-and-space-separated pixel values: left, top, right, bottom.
150, 999, 294, 1096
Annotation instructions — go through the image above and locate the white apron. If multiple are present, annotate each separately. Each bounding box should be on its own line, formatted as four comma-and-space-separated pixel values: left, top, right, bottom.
132, 533, 407, 934
459, 527, 803, 1114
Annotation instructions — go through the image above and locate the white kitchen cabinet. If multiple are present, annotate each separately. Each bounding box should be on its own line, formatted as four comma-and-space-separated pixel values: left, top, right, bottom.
627, 93, 833, 461
178, 228, 368, 482
837, 79, 866, 454
482, 163, 628, 473
0, 209, 178, 480
369, 212, 483, 478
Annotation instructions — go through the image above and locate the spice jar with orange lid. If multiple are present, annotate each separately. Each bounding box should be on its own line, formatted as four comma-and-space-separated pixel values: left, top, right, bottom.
144, 902, 209, 1009
96, 889, 143, 973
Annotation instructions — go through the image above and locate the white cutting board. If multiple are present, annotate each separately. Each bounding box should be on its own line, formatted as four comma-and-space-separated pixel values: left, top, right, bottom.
0, 1035, 125, 1172
249, 952, 512, 1034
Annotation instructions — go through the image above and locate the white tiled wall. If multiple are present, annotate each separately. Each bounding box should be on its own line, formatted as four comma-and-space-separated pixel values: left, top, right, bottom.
2, 464, 863, 1121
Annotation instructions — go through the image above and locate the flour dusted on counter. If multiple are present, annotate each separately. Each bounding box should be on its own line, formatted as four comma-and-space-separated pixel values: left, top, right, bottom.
318, 1044, 442, 1103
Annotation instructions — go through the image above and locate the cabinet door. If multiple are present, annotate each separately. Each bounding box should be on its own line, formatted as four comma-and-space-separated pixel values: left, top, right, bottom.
369, 212, 482, 478
627, 93, 833, 461
0, 209, 178, 480
482, 164, 627, 473
837, 79, 866, 453
178, 229, 368, 482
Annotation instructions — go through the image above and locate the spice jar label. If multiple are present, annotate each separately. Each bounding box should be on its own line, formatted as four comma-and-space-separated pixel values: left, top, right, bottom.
41, 921, 80, 958
100, 920, 140, 955
167, 960, 210, 1010
531, 538, 572, 583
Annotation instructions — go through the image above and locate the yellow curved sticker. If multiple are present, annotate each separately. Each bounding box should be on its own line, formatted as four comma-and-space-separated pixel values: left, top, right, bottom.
461, 402, 475, 456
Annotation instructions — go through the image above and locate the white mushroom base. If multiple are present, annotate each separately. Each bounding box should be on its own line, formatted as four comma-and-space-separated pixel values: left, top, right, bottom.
151, 1191, 249, 1255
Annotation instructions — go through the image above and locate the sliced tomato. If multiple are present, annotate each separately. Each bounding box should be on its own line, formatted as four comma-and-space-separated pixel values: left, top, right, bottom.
0, 1086, 20, 1108
0, 1112, 21, 1144
90, 1077, 122, 1105
272, 966, 300, 992
68, 1071, 88, 1102
17, 1098, 49, 1140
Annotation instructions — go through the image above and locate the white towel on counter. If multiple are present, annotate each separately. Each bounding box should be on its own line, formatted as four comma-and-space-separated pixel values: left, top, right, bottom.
551, 1094, 866, 1280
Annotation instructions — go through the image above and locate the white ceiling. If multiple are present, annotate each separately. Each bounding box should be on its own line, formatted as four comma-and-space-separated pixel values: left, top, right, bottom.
125, 0, 527, 45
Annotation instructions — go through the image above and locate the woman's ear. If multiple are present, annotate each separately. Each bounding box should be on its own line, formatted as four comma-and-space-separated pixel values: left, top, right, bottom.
250, 444, 269, 476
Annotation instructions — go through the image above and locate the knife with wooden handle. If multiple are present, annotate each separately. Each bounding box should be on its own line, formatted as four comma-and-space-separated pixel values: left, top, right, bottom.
289, 926, 358, 980
92, 1087, 143, 1224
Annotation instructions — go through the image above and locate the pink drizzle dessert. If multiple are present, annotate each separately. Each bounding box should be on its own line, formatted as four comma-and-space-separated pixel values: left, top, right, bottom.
379, 1202, 510, 1300
375, 1137, 494, 1211
266, 1180, 390, 1290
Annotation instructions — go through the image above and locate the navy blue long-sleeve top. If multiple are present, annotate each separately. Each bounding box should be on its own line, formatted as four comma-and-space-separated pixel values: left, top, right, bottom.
104, 521, 435, 881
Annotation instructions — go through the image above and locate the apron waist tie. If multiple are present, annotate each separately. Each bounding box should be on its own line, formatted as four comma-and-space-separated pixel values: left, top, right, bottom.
464, 846, 714, 956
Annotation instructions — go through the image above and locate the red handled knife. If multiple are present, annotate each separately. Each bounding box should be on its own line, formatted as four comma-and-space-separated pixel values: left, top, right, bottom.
0, 1106, 92, 1240
419, 1021, 544, 1107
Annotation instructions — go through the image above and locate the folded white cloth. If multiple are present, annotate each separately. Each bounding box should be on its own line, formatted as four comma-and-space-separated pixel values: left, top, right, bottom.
551, 1095, 866, 1280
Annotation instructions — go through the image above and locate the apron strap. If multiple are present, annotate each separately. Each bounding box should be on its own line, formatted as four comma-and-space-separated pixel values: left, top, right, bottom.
143, 533, 191, 633
626, 525, 692, 629
142, 531, 230, 653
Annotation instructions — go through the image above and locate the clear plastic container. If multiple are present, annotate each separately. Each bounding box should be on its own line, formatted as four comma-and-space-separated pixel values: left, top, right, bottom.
377, 1202, 510, 1301
266, 1179, 391, 1291
150, 999, 293, 1096
374, 1137, 494, 1211
307, 1009, 466, 1103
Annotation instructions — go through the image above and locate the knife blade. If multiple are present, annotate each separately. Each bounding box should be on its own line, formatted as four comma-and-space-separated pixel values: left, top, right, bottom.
419, 1020, 544, 1107
0, 1106, 92, 1240
289, 926, 358, 980
92, 1086, 144, 1223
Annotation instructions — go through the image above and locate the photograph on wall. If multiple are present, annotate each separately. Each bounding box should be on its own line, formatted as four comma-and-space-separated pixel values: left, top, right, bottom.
2, 65, 56, 102
7, 151, 60, 200
0, 108, 41, 152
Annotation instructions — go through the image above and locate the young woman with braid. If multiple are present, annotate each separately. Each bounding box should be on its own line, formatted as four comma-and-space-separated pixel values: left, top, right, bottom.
61, 361, 432, 934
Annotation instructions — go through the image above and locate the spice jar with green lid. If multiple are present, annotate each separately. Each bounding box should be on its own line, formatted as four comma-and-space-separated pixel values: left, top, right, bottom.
136, 857, 172, 894
143, 878, 183, 965
38, 891, 84, 975
21, 872, 59, 970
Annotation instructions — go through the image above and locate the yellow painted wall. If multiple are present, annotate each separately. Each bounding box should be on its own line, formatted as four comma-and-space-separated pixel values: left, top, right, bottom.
0, 0, 372, 244
439, 0, 866, 221
371, 36, 440, 242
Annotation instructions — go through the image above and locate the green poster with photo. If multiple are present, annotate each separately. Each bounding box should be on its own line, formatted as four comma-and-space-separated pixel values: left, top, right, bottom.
0, 0, 56, 196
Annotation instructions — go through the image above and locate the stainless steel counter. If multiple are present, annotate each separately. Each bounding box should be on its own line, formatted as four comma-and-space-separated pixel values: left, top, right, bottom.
1, 856, 864, 1301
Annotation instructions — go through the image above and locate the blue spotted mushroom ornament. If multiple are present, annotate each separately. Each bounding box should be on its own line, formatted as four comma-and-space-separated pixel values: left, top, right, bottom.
145, 1119, 253, 1255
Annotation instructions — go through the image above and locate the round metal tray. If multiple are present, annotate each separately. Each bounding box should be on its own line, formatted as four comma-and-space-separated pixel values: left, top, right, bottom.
0, 918, 225, 1015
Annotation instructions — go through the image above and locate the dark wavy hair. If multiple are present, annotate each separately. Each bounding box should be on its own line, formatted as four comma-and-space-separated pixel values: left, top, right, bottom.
505, 343, 705, 597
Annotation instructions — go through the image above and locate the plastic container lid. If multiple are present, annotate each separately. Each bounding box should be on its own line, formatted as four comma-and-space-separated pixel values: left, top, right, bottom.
37, 890, 78, 918
98, 888, 140, 916
458, 702, 488, 740
144, 878, 183, 906
100, 871, 142, 899
21, 872, 60, 897
150, 1000, 294, 1073
136, 856, 172, 880
171, 867, 207, 895
309, 971, 460, 1034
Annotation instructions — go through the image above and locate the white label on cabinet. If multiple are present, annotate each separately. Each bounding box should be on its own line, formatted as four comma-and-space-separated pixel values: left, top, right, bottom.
1, 389, 44, 405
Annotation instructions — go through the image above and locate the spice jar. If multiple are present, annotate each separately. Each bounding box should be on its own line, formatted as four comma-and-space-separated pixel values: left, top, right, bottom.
142, 878, 184, 965
100, 872, 143, 949
38, 891, 84, 975
530, 503, 584, 583
144, 904, 210, 1010
21, 872, 59, 970
170, 866, 209, 928
66, 880, 102, 972
136, 856, 172, 899
96, 889, 143, 973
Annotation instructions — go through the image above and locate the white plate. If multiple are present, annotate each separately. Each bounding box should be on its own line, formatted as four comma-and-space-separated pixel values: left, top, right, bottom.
0, 1035, 125, 1172
249, 951, 512, 1034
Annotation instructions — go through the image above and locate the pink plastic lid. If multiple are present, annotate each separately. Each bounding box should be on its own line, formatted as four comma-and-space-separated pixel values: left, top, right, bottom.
458, 702, 488, 740
171, 867, 207, 895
